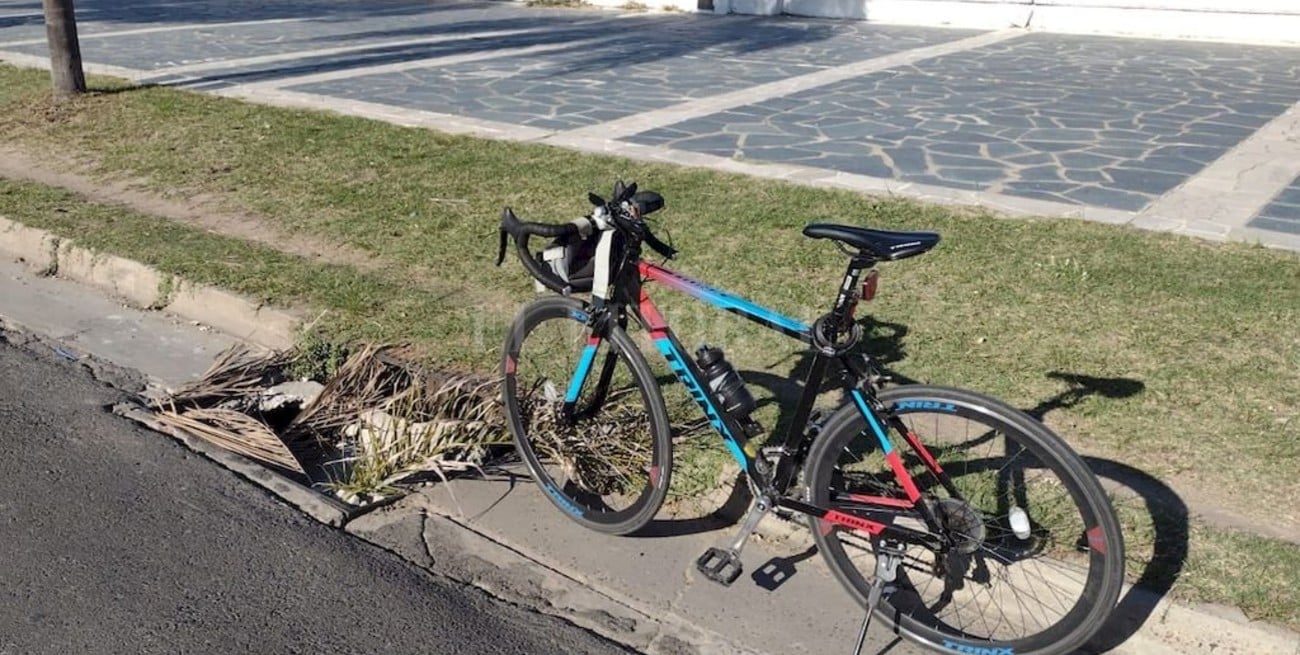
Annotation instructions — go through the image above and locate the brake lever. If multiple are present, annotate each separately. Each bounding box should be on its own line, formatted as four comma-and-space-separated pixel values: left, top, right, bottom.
497, 207, 521, 266
643, 226, 677, 260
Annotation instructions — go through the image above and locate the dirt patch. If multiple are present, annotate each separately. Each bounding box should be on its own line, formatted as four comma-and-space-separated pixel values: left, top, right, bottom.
0, 145, 385, 274
1169, 475, 1300, 545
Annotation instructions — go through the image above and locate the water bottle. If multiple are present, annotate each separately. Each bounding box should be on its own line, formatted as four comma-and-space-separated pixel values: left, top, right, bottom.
695, 345, 757, 418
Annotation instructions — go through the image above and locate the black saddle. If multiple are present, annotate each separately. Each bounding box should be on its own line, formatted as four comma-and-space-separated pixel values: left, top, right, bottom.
803, 223, 940, 261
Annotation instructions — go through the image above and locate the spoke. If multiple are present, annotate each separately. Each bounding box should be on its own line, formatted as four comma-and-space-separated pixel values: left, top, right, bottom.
851, 408, 1101, 644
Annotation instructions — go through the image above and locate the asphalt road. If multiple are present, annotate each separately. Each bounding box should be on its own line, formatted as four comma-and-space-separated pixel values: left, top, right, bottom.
0, 332, 632, 655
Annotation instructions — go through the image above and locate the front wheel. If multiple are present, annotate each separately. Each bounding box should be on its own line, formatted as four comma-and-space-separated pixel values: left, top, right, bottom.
501, 296, 673, 535
805, 385, 1125, 655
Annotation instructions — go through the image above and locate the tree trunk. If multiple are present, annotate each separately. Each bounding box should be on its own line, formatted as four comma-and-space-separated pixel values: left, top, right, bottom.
42, 0, 86, 96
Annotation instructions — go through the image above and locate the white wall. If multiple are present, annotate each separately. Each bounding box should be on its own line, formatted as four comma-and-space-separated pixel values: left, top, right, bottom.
1030, 0, 1300, 44
585, 0, 1300, 46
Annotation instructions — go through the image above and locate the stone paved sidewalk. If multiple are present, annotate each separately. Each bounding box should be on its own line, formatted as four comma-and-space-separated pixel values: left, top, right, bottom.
2, 0, 1298, 250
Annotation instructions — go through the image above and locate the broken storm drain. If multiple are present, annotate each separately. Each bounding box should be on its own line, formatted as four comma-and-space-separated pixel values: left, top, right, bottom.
124, 342, 510, 511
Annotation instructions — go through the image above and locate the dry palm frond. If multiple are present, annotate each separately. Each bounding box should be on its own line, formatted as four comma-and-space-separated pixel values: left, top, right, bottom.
335, 407, 506, 493
521, 396, 652, 496
283, 343, 412, 445
285, 344, 502, 439
324, 371, 510, 501
162, 344, 293, 410
155, 340, 510, 501
156, 407, 305, 475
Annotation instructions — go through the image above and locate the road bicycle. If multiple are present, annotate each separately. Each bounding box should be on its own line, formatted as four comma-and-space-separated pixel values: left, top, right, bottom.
495, 181, 1125, 655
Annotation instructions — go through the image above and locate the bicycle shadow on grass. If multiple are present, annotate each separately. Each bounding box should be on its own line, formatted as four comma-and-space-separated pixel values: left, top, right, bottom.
1079, 457, 1189, 654
1006, 374, 1191, 653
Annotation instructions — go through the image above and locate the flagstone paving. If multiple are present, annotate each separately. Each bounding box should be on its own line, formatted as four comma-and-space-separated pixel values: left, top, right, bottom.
3, 0, 1299, 249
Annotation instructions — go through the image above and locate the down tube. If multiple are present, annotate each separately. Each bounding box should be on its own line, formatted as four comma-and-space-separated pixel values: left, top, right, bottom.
635, 286, 754, 472
562, 335, 603, 412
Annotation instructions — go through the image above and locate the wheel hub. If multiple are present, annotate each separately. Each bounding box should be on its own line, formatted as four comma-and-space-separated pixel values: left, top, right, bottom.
934, 497, 986, 555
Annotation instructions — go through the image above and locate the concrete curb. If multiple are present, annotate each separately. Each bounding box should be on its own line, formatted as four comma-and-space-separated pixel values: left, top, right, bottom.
112, 402, 353, 528
347, 503, 756, 655
0, 215, 300, 351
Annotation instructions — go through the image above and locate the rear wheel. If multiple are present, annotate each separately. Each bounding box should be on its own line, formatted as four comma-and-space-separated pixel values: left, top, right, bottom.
805, 385, 1125, 655
501, 296, 672, 535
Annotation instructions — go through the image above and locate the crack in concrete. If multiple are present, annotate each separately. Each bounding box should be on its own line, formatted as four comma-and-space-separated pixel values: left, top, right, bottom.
418, 508, 436, 564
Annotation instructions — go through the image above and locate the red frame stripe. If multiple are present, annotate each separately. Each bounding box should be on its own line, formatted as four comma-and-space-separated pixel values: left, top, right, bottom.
903, 431, 945, 475
885, 451, 923, 502
823, 510, 886, 535
637, 284, 670, 339
844, 493, 914, 509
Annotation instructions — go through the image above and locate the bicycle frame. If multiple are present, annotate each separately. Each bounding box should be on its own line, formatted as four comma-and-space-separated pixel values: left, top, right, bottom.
566, 258, 950, 549
504, 202, 1125, 655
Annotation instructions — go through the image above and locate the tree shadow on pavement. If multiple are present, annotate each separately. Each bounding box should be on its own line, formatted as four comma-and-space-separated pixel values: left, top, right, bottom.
41, 0, 848, 94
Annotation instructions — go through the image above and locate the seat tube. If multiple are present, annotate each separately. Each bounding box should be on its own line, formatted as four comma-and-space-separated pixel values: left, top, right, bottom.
770, 352, 829, 492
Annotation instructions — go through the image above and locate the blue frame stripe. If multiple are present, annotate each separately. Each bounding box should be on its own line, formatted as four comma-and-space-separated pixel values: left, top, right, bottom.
689, 284, 809, 335
565, 343, 599, 403
652, 337, 749, 467
850, 389, 893, 455
650, 265, 809, 336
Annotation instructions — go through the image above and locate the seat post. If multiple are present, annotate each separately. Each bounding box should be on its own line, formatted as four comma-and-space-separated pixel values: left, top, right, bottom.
825, 256, 873, 341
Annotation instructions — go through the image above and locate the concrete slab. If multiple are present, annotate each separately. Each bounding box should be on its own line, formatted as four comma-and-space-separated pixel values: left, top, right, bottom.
356, 472, 920, 655
0, 257, 235, 388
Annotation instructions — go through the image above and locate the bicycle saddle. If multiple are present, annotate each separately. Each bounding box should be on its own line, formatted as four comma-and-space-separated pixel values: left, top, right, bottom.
803, 223, 940, 261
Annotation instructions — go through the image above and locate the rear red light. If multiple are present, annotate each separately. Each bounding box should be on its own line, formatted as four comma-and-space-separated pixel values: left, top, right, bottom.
862, 270, 880, 302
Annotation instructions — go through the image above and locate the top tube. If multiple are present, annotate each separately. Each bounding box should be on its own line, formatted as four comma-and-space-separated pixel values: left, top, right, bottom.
639, 262, 812, 342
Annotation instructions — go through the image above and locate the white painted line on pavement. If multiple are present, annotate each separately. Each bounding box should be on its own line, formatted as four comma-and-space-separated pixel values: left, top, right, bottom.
1133, 100, 1300, 236
0, 49, 149, 80
146, 27, 546, 77
211, 86, 555, 142
551, 28, 1029, 142
0, 16, 310, 47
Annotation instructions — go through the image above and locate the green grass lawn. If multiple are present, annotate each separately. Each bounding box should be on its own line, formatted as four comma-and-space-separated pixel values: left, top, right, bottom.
2, 65, 1298, 627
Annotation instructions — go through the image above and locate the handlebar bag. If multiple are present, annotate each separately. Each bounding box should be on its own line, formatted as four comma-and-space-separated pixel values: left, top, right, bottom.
535, 232, 600, 293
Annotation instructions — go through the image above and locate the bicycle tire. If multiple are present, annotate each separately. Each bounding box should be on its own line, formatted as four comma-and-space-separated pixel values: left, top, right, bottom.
501, 296, 672, 535
805, 385, 1125, 655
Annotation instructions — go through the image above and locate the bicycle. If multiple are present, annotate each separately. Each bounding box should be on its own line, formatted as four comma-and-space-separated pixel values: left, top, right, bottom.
495, 181, 1125, 655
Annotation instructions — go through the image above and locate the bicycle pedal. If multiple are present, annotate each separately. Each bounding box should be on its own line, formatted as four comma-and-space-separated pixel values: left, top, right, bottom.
695, 547, 743, 586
